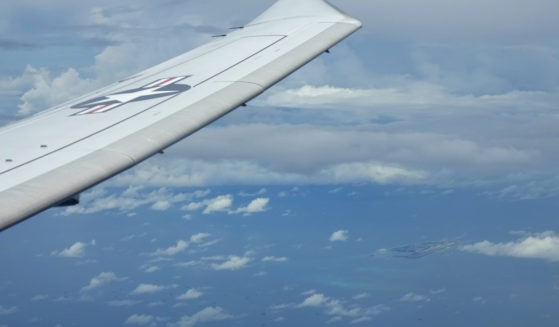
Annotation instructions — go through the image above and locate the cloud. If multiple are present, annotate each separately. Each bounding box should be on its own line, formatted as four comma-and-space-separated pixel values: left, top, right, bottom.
329, 230, 349, 242
400, 292, 430, 302
293, 292, 390, 323
0, 305, 16, 315
55, 241, 94, 258
211, 255, 251, 271
352, 293, 369, 300
63, 187, 206, 216
190, 233, 210, 244
151, 200, 171, 211
262, 256, 288, 263
429, 288, 446, 295
461, 231, 559, 261
142, 266, 160, 273
333, 0, 559, 42
81, 272, 124, 292
177, 288, 203, 301
184, 195, 233, 214
299, 294, 329, 308
235, 198, 270, 215
130, 284, 173, 295
124, 314, 154, 326
203, 195, 233, 214
151, 240, 189, 256
168, 307, 232, 327
150, 233, 212, 257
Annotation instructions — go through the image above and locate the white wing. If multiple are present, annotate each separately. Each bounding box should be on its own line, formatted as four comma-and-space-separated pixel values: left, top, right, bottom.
0, 0, 361, 231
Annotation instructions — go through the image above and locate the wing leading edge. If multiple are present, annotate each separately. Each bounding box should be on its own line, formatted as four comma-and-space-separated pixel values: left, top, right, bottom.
0, 0, 361, 231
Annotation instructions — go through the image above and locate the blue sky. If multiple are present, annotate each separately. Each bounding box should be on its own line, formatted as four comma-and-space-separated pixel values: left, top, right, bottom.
1, 0, 559, 326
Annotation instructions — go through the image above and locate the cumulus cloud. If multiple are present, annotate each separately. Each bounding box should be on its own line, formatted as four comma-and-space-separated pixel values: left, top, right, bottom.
204, 195, 233, 214
461, 231, 559, 262
183, 195, 233, 214
124, 314, 154, 326
329, 230, 349, 242
151, 200, 171, 211
151, 240, 189, 257
55, 241, 94, 258
211, 255, 251, 271
63, 187, 207, 216
130, 284, 173, 295
150, 233, 212, 257
142, 265, 160, 273
299, 294, 329, 308
177, 288, 203, 300
168, 307, 232, 327
293, 292, 390, 323
352, 293, 369, 300
235, 198, 270, 215
190, 233, 210, 244
81, 272, 124, 292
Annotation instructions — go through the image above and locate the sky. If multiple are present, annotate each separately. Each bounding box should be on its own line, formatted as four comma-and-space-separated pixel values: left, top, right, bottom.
1, 0, 559, 326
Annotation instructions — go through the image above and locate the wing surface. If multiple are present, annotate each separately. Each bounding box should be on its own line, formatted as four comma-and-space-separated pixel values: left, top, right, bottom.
0, 0, 361, 231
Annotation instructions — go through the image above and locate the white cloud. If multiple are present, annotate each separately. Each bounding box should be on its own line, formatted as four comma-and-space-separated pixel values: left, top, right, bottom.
151, 200, 171, 211
190, 233, 210, 244
168, 307, 232, 327
0, 305, 16, 315
177, 288, 203, 300
262, 256, 288, 263
130, 284, 171, 295
63, 187, 205, 216
184, 195, 233, 214
400, 292, 430, 302
56, 241, 90, 258
81, 272, 123, 292
329, 230, 349, 242
142, 266, 160, 273
320, 162, 427, 184
150, 233, 212, 257
294, 292, 390, 322
430, 288, 446, 295
235, 198, 269, 215
299, 294, 329, 308
203, 195, 233, 214
461, 231, 559, 261
211, 255, 251, 271
151, 240, 189, 256
352, 293, 369, 300
14, 66, 99, 116
264, 84, 555, 111
124, 314, 154, 326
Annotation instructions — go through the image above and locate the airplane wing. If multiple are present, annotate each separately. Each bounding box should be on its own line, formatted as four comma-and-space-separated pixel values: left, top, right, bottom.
0, 0, 361, 231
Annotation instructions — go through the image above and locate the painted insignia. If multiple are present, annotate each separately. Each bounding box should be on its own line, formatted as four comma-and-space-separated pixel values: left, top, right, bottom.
71, 76, 191, 115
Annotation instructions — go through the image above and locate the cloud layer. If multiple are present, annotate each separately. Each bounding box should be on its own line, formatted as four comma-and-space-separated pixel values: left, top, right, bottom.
462, 231, 559, 262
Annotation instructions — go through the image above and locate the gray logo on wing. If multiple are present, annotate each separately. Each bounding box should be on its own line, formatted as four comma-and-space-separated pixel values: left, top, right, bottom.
71, 76, 191, 115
